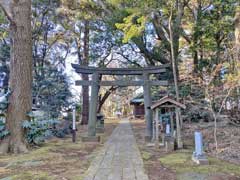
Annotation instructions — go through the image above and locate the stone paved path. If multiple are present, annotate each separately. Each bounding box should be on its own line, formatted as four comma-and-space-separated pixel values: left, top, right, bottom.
83, 118, 149, 180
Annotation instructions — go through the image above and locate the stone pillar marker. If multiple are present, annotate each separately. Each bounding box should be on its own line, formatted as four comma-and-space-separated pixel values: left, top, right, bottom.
96, 114, 104, 133
195, 132, 203, 156
143, 73, 153, 142
192, 131, 209, 165
166, 124, 171, 135
72, 105, 76, 142
164, 123, 174, 152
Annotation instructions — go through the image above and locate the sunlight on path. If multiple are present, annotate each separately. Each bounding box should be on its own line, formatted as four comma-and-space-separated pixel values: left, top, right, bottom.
83, 118, 149, 180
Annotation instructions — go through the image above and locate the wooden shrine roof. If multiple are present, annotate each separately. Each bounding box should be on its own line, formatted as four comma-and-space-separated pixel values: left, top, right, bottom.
151, 96, 186, 110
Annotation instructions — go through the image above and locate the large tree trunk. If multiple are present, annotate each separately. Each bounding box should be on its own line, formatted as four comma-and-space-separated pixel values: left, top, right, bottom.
0, 0, 32, 154
81, 20, 90, 125
169, 1, 183, 149
171, 0, 184, 80
192, 1, 202, 73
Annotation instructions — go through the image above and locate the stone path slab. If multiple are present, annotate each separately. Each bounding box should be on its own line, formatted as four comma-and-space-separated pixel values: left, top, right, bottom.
83, 118, 149, 180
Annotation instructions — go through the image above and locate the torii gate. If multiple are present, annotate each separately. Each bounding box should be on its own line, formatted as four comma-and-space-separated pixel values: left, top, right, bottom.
72, 64, 170, 141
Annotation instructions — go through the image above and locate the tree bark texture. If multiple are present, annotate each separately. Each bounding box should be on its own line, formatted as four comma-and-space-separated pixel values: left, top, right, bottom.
169, 1, 183, 148
192, 1, 203, 73
81, 20, 90, 125
172, 0, 184, 79
0, 0, 32, 154
235, 6, 240, 62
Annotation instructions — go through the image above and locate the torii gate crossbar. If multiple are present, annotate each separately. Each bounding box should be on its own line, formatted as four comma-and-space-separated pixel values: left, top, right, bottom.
72, 64, 170, 141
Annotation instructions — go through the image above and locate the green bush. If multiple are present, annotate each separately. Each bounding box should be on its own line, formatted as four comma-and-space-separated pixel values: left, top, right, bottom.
185, 109, 213, 123
22, 119, 59, 145
0, 94, 9, 139
0, 118, 9, 139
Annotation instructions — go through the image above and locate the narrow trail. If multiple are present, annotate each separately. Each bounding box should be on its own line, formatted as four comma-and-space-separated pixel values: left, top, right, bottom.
84, 118, 149, 180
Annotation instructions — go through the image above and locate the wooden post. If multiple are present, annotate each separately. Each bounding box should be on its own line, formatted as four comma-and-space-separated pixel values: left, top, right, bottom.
155, 109, 159, 147
180, 112, 183, 129
170, 112, 174, 135
72, 105, 76, 142
143, 73, 153, 141
176, 108, 183, 148
88, 73, 100, 137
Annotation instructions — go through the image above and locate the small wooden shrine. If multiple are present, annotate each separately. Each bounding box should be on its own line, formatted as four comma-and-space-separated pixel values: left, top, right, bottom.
130, 94, 145, 118
150, 96, 186, 151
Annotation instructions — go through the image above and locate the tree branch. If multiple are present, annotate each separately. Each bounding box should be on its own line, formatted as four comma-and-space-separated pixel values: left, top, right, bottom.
116, 52, 142, 67
0, 0, 13, 23
181, 28, 192, 44
152, 12, 171, 49
97, 86, 118, 113
132, 36, 169, 65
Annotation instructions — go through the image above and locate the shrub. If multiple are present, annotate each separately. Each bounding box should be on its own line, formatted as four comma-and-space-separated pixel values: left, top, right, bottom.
0, 117, 9, 139
184, 105, 214, 123
22, 119, 59, 145
52, 118, 72, 138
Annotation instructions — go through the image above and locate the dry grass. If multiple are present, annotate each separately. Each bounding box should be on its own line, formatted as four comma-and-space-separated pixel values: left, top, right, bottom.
159, 151, 240, 176
0, 118, 119, 180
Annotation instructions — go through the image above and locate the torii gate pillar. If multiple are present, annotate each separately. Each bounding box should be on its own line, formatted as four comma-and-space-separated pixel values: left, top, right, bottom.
143, 73, 153, 141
